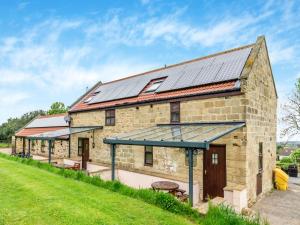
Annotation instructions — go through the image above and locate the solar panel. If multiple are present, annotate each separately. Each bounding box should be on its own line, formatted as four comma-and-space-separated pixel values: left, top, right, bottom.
88, 46, 252, 104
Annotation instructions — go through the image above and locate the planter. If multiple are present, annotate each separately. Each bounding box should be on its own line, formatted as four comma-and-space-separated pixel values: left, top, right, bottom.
288, 164, 298, 177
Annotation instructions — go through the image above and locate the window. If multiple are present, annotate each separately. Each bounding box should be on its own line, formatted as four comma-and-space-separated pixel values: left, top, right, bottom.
78, 138, 83, 156
84, 91, 100, 103
41, 140, 45, 153
212, 153, 218, 165
144, 146, 153, 166
51, 141, 55, 154
145, 80, 164, 92
170, 102, 180, 123
258, 142, 263, 173
105, 109, 115, 126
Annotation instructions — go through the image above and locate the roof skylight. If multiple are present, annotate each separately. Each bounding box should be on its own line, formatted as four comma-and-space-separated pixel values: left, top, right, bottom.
84, 96, 94, 103
145, 80, 164, 93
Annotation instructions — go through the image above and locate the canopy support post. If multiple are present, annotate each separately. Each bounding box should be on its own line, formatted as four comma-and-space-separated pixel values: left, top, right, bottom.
48, 140, 52, 164
68, 135, 71, 158
111, 144, 116, 181
28, 139, 31, 156
22, 138, 25, 155
188, 148, 194, 206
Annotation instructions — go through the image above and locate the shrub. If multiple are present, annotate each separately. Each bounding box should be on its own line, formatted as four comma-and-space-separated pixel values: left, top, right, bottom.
204, 204, 266, 225
290, 149, 300, 163
280, 157, 294, 164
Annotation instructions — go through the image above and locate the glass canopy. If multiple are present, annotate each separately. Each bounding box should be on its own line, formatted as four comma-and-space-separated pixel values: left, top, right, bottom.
104, 122, 245, 149
27, 126, 103, 140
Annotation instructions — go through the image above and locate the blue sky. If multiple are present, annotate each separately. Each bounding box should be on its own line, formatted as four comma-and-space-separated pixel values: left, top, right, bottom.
0, 0, 300, 141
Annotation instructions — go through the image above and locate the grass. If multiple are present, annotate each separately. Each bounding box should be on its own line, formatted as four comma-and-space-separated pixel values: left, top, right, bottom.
0, 154, 264, 225
0, 142, 9, 148
0, 157, 194, 225
203, 205, 267, 225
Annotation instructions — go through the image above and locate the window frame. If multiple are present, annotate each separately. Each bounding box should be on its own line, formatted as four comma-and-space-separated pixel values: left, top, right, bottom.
144, 146, 153, 166
145, 80, 164, 92
78, 138, 83, 156
170, 102, 180, 123
51, 141, 55, 154
41, 140, 45, 153
105, 109, 116, 126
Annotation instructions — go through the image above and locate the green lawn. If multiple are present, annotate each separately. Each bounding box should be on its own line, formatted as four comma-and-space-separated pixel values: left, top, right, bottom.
0, 143, 9, 148
0, 157, 194, 225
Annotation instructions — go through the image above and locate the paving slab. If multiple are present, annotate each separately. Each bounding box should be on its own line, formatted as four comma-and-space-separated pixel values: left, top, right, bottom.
252, 177, 300, 225
0, 148, 11, 155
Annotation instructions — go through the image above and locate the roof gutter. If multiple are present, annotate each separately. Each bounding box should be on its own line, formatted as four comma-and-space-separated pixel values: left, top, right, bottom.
69, 87, 242, 114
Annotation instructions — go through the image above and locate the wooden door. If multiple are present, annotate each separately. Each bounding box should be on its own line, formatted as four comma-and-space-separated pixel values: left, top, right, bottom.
257, 142, 263, 196
81, 138, 89, 170
256, 173, 262, 195
22, 138, 26, 154
203, 145, 226, 200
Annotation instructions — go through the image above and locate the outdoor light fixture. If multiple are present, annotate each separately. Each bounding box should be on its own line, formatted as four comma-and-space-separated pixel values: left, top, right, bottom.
92, 130, 95, 148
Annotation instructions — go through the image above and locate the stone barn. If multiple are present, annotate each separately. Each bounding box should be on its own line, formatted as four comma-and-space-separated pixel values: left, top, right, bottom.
67, 36, 276, 210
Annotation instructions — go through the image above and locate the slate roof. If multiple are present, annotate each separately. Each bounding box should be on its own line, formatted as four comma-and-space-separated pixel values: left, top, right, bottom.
70, 44, 254, 113
15, 114, 69, 138
15, 127, 67, 137
278, 148, 295, 157
26, 114, 68, 128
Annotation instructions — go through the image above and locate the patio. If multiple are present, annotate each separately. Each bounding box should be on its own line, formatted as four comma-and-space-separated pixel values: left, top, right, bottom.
104, 121, 246, 206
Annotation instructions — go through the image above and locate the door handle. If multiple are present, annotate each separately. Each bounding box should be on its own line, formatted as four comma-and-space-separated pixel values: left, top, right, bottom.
204, 170, 207, 175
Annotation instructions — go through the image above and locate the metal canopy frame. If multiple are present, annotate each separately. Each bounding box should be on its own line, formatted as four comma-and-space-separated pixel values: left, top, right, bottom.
19, 126, 102, 164
103, 122, 245, 150
103, 121, 245, 206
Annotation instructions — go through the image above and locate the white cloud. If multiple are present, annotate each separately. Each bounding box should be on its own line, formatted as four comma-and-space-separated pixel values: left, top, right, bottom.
0, 90, 30, 105
268, 41, 296, 64
17, 1, 30, 10
1, 0, 300, 134
140, 0, 151, 5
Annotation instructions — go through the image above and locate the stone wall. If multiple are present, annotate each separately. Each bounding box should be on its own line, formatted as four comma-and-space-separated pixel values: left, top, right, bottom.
69, 37, 276, 204
70, 95, 247, 201
241, 38, 277, 204
15, 137, 69, 159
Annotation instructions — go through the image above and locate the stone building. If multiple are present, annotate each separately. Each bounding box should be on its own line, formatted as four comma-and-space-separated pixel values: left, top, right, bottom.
15, 36, 276, 210
14, 114, 70, 159
68, 36, 277, 209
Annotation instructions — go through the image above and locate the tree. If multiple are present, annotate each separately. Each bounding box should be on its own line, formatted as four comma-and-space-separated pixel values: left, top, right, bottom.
0, 110, 46, 143
47, 102, 68, 115
282, 78, 300, 138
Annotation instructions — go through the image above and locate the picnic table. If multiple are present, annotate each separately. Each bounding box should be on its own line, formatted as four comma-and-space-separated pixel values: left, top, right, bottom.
151, 181, 188, 202
53, 164, 76, 169
151, 181, 179, 191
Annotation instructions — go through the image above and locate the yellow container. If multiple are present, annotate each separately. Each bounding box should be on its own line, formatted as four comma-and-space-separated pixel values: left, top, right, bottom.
273, 168, 289, 191
276, 182, 288, 191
